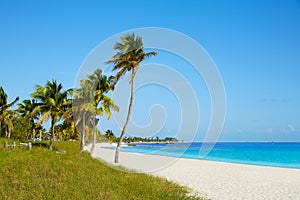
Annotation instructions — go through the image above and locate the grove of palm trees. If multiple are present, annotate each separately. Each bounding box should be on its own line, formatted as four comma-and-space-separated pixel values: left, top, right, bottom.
0, 33, 157, 157
0, 69, 115, 149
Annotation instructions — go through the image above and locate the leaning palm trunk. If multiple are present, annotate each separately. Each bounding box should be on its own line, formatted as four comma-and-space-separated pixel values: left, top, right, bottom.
80, 111, 86, 151
49, 118, 55, 150
32, 120, 36, 139
115, 69, 136, 163
91, 115, 97, 152
7, 125, 12, 139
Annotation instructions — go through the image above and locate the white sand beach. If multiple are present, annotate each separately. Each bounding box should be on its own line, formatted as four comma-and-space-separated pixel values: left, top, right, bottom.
86, 143, 300, 200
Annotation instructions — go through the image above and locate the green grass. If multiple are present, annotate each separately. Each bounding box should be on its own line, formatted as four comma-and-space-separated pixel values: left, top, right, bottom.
0, 140, 202, 200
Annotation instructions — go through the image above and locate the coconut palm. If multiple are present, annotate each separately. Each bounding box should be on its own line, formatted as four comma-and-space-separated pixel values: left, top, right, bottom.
90, 95, 118, 151
87, 69, 118, 151
106, 33, 157, 163
0, 86, 19, 137
73, 79, 95, 151
87, 69, 113, 104
31, 80, 71, 150
105, 129, 116, 143
17, 99, 39, 139
3, 110, 15, 138
73, 69, 118, 151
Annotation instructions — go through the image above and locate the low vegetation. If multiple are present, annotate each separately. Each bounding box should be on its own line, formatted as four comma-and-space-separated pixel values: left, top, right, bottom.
0, 140, 201, 200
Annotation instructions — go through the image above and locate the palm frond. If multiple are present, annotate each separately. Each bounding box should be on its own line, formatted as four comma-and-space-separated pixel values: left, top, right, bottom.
112, 67, 128, 86
145, 51, 158, 58
38, 111, 51, 126
105, 33, 157, 87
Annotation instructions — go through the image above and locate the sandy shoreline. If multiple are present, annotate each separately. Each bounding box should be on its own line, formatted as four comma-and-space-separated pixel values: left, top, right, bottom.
86, 143, 300, 200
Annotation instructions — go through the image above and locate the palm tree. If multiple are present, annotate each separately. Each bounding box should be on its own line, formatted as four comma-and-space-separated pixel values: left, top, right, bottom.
74, 69, 118, 151
56, 119, 78, 140
17, 99, 39, 139
73, 79, 96, 151
4, 110, 15, 138
31, 80, 71, 150
106, 33, 157, 163
0, 86, 19, 138
105, 129, 116, 143
87, 69, 118, 151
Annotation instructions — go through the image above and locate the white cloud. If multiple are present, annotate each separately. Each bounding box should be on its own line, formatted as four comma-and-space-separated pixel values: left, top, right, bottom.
288, 124, 296, 132
267, 128, 273, 134
281, 124, 297, 133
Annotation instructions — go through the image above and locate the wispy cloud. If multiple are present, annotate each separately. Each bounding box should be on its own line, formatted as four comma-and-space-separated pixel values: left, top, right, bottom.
281, 124, 297, 133
267, 128, 273, 134
288, 124, 296, 132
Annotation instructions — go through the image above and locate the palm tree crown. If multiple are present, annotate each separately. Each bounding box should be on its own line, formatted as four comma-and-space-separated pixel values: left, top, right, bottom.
17, 99, 40, 139
106, 33, 157, 85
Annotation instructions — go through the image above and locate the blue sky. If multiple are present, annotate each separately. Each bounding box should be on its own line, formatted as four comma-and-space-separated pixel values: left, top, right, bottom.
1, 0, 300, 141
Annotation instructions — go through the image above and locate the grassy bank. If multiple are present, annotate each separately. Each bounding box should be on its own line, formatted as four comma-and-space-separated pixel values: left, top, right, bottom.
0, 140, 201, 199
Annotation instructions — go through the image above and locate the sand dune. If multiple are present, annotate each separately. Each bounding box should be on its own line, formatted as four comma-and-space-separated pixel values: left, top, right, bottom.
86, 143, 300, 200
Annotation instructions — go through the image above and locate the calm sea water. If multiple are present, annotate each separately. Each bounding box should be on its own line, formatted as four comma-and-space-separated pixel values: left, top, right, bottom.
117, 142, 300, 169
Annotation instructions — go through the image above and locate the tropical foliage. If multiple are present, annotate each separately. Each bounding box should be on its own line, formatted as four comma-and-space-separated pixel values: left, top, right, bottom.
17, 99, 40, 139
123, 136, 179, 143
0, 87, 19, 138
0, 69, 118, 149
105, 129, 116, 143
31, 80, 72, 150
73, 69, 118, 151
0, 33, 156, 154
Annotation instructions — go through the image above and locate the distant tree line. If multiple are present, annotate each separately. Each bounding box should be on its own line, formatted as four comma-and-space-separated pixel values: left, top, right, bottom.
122, 136, 179, 143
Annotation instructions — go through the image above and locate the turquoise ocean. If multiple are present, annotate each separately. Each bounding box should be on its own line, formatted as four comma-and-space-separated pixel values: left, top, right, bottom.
114, 142, 300, 169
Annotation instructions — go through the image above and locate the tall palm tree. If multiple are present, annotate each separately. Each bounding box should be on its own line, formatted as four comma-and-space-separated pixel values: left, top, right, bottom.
73, 79, 96, 151
17, 99, 39, 139
73, 69, 118, 151
106, 33, 157, 163
0, 86, 19, 137
87, 69, 118, 151
31, 80, 71, 150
